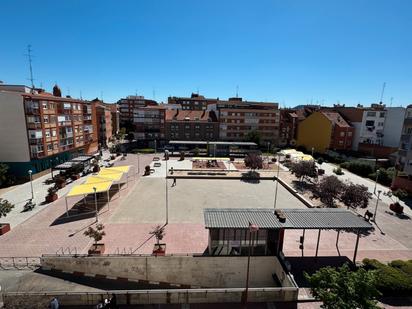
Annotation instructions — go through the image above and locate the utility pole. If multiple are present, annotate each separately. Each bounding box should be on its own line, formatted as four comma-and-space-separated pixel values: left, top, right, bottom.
25, 45, 35, 91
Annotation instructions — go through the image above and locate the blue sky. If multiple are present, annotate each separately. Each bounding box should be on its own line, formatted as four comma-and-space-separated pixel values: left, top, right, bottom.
0, 1, 411, 106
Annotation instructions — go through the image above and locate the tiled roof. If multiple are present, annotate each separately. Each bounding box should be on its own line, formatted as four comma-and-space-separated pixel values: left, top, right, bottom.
321, 111, 352, 128
165, 110, 217, 122
204, 208, 373, 230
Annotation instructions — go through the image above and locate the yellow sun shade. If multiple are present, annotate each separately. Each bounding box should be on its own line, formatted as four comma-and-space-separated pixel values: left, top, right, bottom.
67, 181, 112, 197
84, 176, 113, 184
97, 169, 124, 181
105, 165, 131, 173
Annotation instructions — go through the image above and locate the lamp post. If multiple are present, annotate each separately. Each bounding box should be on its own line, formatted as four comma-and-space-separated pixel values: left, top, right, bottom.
50, 159, 54, 179
93, 187, 98, 222
243, 223, 259, 308
165, 158, 169, 224
372, 190, 382, 222
311, 147, 314, 158
373, 170, 380, 194
28, 170, 34, 200
273, 153, 281, 209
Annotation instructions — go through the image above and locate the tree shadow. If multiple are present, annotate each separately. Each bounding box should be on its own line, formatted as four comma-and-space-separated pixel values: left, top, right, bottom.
240, 171, 260, 184
291, 180, 319, 200
384, 210, 411, 220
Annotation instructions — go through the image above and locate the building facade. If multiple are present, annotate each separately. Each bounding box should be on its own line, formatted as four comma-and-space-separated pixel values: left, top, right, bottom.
165, 110, 219, 141
92, 99, 115, 148
296, 111, 354, 153
0, 85, 98, 176
118, 95, 157, 128
132, 106, 166, 142
168, 93, 217, 111
214, 98, 280, 146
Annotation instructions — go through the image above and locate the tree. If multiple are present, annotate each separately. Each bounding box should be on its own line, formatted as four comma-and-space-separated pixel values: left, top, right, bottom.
290, 160, 317, 182
244, 130, 261, 146
0, 198, 14, 218
317, 175, 344, 207
305, 263, 380, 309
0, 163, 9, 186
341, 183, 372, 210
150, 225, 165, 245
244, 152, 263, 170
84, 224, 106, 245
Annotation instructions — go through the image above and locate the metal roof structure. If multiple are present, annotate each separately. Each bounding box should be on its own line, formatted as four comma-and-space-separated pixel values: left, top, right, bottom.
204, 208, 373, 230
71, 155, 94, 162
54, 161, 80, 170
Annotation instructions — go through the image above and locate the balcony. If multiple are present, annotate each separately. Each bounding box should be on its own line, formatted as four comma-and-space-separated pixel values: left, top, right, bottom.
58, 121, 72, 126
27, 122, 42, 129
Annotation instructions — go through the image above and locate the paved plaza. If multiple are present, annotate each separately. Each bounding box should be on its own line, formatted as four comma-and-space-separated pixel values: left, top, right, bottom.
0, 155, 411, 263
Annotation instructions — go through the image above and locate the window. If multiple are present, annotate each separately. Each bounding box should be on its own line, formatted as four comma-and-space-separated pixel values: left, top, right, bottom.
378, 122, 384, 127
47, 144, 53, 151
366, 111, 376, 117
52, 129, 57, 137
45, 130, 51, 138
339, 140, 344, 145
340, 132, 345, 137
365, 120, 374, 126
348, 132, 352, 137
43, 115, 49, 123
380, 112, 385, 118
42, 102, 48, 109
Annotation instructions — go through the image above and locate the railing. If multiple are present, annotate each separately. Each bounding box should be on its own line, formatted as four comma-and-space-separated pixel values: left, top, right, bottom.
0, 257, 41, 269
55, 247, 78, 255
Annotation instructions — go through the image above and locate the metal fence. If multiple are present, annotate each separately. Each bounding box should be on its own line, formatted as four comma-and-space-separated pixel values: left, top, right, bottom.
0, 257, 41, 270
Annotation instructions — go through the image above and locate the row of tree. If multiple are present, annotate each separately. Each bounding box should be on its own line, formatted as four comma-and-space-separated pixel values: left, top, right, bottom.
290, 160, 372, 208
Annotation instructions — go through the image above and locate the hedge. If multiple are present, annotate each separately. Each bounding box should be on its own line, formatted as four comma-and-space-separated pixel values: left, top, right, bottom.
362, 258, 412, 297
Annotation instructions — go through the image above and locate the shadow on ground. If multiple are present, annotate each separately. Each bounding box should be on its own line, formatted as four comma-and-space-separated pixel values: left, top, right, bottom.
286, 256, 353, 288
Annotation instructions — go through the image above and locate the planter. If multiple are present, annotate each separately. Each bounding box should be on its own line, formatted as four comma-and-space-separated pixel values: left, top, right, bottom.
389, 203, 404, 214
46, 193, 58, 203
152, 243, 166, 256
0, 223, 10, 236
71, 174, 81, 181
88, 243, 105, 255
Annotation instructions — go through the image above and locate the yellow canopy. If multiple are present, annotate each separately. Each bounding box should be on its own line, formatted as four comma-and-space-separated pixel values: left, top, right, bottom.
97, 169, 124, 181
105, 165, 131, 173
67, 181, 112, 197
84, 176, 113, 184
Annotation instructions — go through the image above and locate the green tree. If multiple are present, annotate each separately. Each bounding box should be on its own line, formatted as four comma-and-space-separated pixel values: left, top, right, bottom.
0, 198, 14, 218
341, 183, 372, 210
244, 152, 263, 170
244, 130, 261, 146
290, 160, 318, 182
305, 263, 380, 309
317, 175, 344, 207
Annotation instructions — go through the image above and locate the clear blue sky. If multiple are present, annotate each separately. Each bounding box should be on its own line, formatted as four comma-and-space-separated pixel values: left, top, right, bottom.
1, 1, 411, 107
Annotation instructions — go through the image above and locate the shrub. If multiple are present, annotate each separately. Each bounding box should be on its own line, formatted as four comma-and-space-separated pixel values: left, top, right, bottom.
344, 160, 374, 177
84, 224, 106, 245
244, 153, 263, 170
362, 258, 412, 297
0, 198, 14, 218
132, 148, 155, 154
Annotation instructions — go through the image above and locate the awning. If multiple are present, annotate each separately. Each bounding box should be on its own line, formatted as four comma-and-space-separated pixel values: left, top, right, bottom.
67, 181, 113, 197
84, 176, 113, 184
105, 165, 131, 173
98, 169, 124, 181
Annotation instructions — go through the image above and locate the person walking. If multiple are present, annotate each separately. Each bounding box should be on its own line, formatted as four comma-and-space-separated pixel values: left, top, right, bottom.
49, 297, 59, 309
172, 177, 177, 187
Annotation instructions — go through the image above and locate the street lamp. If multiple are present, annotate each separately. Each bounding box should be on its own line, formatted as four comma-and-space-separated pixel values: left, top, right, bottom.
93, 187, 98, 222
273, 153, 281, 209
373, 170, 380, 194
372, 190, 382, 222
28, 170, 34, 200
243, 222, 259, 308
165, 158, 169, 224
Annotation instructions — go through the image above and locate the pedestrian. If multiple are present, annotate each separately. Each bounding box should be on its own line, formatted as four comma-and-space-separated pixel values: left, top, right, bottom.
49, 297, 59, 309
172, 177, 176, 187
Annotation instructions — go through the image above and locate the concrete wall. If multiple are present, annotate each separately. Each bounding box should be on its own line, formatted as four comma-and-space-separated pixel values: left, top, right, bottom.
383, 107, 405, 147
41, 255, 295, 289
0, 92, 30, 162
3, 287, 299, 308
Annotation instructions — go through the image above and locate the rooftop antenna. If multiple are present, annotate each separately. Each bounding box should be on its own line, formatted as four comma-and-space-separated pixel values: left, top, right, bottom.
135, 89, 138, 96
152, 88, 156, 100
80, 91, 83, 100
100, 91, 103, 101
379, 82, 386, 104
67, 88, 70, 96
390, 97, 393, 107
197, 87, 199, 95
236, 85, 239, 98
25, 44, 35, 91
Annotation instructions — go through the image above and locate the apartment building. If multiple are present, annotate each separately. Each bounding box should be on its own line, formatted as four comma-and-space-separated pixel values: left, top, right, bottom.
133, 106, 166, 142
165, 110, 219, 141
0, 84, 98, 176
297, 111, 354, 153
168, 93, 217, 110
213, 97, 280, 146
279, 107, 318, 146
118, 95, 157, 128
91, 98, 115, 148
